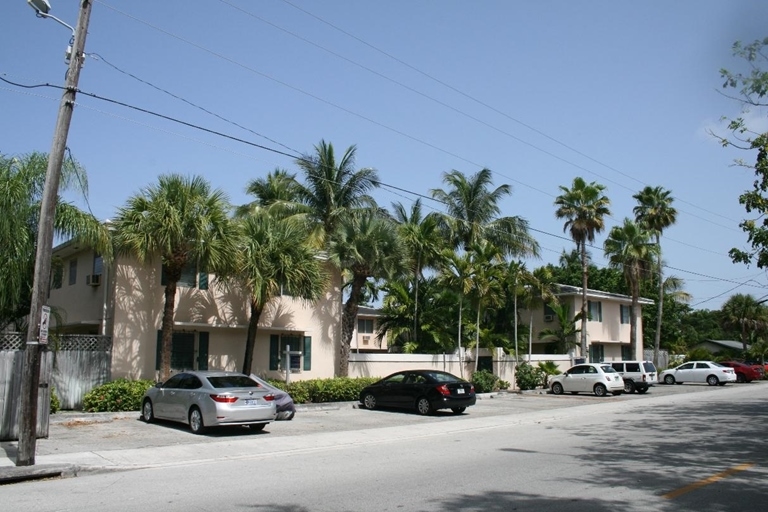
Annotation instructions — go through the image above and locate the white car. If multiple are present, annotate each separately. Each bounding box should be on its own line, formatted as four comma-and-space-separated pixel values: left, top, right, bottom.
659, 361, 737, 386
549, 363, 624, 397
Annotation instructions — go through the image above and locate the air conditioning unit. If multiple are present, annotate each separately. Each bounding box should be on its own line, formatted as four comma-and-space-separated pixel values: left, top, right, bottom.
362, 336, 370, 345
86, 274, 101, 286
543, 314, 554, 322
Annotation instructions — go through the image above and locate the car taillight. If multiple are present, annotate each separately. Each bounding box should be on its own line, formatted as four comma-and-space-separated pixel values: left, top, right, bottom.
209, 394, 238, 403
263, 393, 275, 401
437, 384, 451, 396
470, 385, 475, 393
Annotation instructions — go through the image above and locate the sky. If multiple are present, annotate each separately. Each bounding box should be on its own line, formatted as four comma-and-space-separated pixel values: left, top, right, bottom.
2, 0, 768, 311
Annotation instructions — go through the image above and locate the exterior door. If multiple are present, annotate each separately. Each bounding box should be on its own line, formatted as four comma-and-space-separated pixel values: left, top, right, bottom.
565, 365, 587, 392
154, 373, 185, 419
674, 362, 695, 382
583, 365, 600, 391
693, 362, 712, 383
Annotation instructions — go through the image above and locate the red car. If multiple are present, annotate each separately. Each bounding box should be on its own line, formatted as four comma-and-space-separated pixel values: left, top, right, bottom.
720, 361, 763, 383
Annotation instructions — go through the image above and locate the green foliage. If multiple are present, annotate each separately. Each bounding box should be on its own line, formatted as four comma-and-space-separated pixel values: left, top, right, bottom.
267, 377, 380, 404
471, 369, 509, 393
683, 348, 716, 364
50, 387, 60, 414
537, 361, 562, 386
515, 362, 545, 390
82, 379, 155, 412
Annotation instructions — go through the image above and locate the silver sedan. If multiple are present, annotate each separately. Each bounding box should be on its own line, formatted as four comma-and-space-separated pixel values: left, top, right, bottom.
142, 371, 277, 434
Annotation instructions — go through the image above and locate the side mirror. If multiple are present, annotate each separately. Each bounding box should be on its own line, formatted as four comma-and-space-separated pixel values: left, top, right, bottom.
155, 382, 163, 388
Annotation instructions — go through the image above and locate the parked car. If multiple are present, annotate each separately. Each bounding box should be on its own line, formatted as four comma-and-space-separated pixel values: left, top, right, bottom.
719, 361, 762, 383
549, 363, 624, 397
249, 374, 296, 420
659, 361, 737, 386
609, 360, 657, 394
142, 371, 277, 434
359, 370, 476, 415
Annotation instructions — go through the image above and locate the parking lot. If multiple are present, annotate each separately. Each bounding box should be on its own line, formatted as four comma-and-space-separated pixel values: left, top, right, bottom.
17, 379, 761, 461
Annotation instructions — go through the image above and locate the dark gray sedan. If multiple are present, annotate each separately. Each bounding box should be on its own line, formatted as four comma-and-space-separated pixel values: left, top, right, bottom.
142, 371, 277, 434
359, 369, 476, 415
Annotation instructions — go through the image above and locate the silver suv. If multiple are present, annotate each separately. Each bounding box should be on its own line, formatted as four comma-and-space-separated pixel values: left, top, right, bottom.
609, 361, 658, 394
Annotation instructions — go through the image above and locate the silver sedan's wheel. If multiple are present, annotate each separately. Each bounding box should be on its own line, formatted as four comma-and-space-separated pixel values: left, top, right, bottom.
664, 375, 675, 385
249, 423, 266, 432
362, 393, 377, 410
593, 384, 607, 397
551, 382, 564, 395
416, 397, 432, 415
141, 399, 154, 423
707, 375, 719, 386
189, 407, 206, 434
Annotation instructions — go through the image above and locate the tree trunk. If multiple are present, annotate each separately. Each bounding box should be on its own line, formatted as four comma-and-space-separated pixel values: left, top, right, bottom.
630, 271, 639, 360
457, 297, 464, 379
242, 300, 263, 375
413, 253, 420, 344
580, 241, 588, 358
474, 306, 481, 373
339, 274, 367, 377
160, 280, 178, 382
513, 290, 519, 365
653, 234, 664, 367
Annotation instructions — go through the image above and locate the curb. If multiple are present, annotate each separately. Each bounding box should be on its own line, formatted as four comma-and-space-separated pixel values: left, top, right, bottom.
0, 463, 79, 485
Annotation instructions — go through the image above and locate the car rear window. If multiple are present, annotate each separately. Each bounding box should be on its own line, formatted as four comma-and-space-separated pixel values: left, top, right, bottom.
427, 372, 460, 383
643, 362, 656, 372
207, 376, 260, 388
600, 365, 618, 373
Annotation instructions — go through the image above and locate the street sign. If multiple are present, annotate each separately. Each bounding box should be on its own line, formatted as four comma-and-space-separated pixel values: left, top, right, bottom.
39, 305, 50, 345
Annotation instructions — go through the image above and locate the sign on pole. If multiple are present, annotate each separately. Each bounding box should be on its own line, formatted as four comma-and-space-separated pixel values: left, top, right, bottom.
39, 306, 50, 345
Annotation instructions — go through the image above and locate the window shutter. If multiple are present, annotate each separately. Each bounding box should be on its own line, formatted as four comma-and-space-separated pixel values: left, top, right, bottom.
269, 335, 280, 371
160, 264, 167, 286
198, 272, 208, 290
198, 332, 209, 371
155, 330, 162, 371
303, 336, 312, 371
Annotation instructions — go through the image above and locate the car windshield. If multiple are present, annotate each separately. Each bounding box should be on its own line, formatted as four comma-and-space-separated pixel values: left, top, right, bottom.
207, 376, 260, 388
600, 365, 618, 373
643, 362, 656, 372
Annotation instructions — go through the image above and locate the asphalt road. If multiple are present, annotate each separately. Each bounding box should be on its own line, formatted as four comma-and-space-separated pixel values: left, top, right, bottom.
3, 380, 766, 512
17, 379, 738, 458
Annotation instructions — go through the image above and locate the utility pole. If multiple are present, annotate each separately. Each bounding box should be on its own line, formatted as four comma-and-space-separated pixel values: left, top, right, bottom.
16, 0, 92, 467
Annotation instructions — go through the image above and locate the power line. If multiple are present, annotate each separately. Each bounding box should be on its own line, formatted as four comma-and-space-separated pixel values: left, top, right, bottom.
3, 74, 759, 297
96, 0, 740, 235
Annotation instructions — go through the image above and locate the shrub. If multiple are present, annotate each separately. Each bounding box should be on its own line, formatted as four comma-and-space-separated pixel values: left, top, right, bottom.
263, 377, 379, 404
515, 362, 545, 390
537, 361, 562, 386
82, 379, 155, 412
471, 369, 508, 393
50, 387, 60, 414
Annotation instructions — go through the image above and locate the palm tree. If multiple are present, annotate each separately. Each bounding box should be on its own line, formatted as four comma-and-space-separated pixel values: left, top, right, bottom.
430, 168, 539, 258
437, 250, 476, 378
604, 218, 657, 359
237, 168, 305, 221
329, 210, 406, 376
391, 199, 444, 343
113, 174, 238, 381
465, 241, 505, 372
294, 140, 379, 247
500, 260, 538, 364
633, 186, 677, 367
720, 294, 768, 352
538, 302, 582, 354
234, 211, 328, 375
0, 152, 110, 330
554, 177, 611, 357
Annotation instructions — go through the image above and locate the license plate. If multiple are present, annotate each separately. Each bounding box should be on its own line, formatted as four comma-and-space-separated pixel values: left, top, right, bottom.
243, 399, 259, 405
457, 388, 465, 394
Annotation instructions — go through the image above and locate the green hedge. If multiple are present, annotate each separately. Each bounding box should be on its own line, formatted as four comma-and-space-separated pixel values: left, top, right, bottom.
267, 377, 379, 404
82, 379, 156, 412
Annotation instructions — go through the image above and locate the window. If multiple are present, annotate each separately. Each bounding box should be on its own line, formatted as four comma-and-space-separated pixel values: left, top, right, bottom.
678, 363, 694, 370
626, 362, 641, 372
358, 318, 374, 334
93, 253, 103, 276
695, 362, 711, 369
51, 263, 63, 290
620, 305, 631, 324
155, 331, 209, 372
569, 366, 586, 374
621, 345, 632, 360
269, 334, 312, 372
587, 301, 602, 322
589, 343, 604, 363
160, 262, 208, 290
69, 258, 77, 285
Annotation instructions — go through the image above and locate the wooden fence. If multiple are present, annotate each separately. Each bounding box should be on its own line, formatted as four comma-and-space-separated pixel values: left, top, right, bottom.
0, 333, 111, 441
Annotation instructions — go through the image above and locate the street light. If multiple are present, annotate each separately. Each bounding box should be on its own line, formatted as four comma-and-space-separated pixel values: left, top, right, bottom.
16, 0, 93, 467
